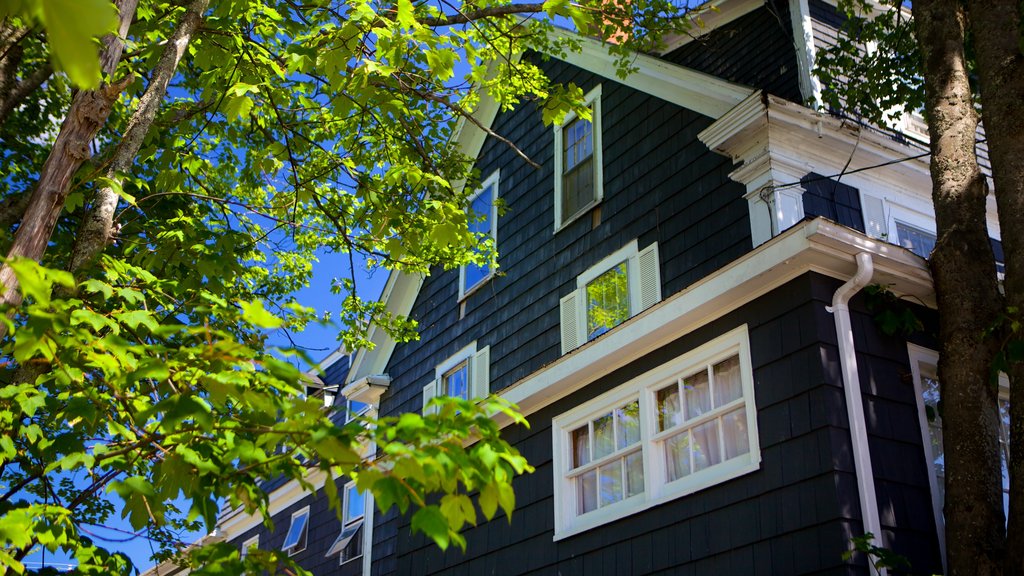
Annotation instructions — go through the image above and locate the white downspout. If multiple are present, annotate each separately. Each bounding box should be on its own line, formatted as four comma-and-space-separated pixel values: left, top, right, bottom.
827, 252, 886, 576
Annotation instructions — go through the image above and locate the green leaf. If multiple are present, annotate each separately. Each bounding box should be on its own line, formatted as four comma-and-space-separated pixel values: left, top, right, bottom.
239, 300, 282, 328
396, 0, 416, 29
222, 94, 254, 120
115, 309, 159, 331
40, 0, 119, 89
411, 506, 449, 550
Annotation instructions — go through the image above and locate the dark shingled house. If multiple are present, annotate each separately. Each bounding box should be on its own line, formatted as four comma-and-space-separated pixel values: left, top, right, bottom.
205, 1, 1009, 575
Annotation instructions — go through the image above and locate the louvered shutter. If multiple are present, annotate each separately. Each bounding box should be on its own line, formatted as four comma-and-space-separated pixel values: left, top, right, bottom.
470, 346, 490, 400
422, 379, 437, 415
637, 242, 662, 311
862, 194, 888, 239
560, 290, 581, 355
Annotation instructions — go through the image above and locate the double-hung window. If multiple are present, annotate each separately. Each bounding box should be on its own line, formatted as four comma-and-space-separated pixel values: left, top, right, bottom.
328, 482, 366, 564
553, 326, 760, 538
422, 342, 491, 413
559, 239, 661, 354
554, 85, 603, 230
460, 170, 500, 299
281, 506, 310, 556
909, 344, 1010, 571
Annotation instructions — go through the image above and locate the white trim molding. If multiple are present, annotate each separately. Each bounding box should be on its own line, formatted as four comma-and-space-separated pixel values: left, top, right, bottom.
496, 217, 936, 428
552, 325, 760, 539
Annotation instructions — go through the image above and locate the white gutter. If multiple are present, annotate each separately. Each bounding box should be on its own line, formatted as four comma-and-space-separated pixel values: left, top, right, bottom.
827, 252, 885, 576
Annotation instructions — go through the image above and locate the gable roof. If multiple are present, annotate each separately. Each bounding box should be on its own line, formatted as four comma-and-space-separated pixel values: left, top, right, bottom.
344, 26, 754, 386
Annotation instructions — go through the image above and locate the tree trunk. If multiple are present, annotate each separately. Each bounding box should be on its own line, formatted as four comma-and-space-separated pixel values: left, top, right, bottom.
0, 0, 138, 338
914, 1, 1006, 574
966, 1, 1024, 573
69, 0, 210, 274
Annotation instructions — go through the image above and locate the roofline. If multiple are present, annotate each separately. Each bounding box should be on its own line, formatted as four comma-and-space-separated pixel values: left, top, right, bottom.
493, 216, 935, 428
656, 0, 764, 55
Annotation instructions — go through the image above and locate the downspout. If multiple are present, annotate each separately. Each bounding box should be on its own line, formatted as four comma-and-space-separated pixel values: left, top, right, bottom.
827, 252, 886, 576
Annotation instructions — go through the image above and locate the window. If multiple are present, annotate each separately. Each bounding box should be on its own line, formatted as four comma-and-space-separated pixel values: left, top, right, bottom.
460, 170, 500, 299
328, 482, 366, 564
559, 239, 661, 354
240, 535, 258, 559
894, 220, 936, 259
553, 326, 760, 537
282, 506, 309, 555
554, 85, 603, 230
909, 345, 1011, 569
422, 342, 490, 413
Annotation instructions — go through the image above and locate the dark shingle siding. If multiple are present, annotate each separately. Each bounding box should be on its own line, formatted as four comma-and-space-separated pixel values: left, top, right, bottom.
663, 1, 802, 103
386, 274, 876, 575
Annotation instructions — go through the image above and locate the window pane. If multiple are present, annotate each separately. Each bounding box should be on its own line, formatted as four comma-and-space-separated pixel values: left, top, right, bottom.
586, 261, 629, 340
598, 459, 623, 506
657, 383, 682, 432
572, 426, 590, 468
721, 408, 750, 460
464, 184, 494, 290
561, 115, 595, 223
922, 375, 945, 502
684, 369, 711, 420
283, 512, 308, 550
616, 401, 640, 449
692, 420, 721, 472
713, 356, 742, 407
895, 221, 937, 259
563, 156, 594, 219
665, 431, 691, 482
625, 451, 644, 498
443, 362, 468, 400
346, 485, 365, 523
578, 469, 597, 514
593, 412, 615, 459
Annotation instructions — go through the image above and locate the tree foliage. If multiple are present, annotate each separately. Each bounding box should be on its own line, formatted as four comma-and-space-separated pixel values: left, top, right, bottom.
0, 0, 697, 572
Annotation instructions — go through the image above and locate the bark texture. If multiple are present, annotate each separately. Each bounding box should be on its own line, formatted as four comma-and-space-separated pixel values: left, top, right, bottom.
69, 0, 210, 274
0, 0, 139, 336
914, 1, 1006, 574
966, 1, 1024, 573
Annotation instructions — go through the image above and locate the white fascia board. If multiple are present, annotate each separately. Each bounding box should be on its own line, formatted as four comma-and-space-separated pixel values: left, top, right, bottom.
217, 469, 329, 541
346, 271, 424, 384
548, 28, 753, 119
496, 217, 934, 427
656, 0, 764, 55
317, 347, 350, 372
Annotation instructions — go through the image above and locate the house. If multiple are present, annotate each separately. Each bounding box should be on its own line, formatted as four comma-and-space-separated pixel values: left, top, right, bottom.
205, 1, 1007, 574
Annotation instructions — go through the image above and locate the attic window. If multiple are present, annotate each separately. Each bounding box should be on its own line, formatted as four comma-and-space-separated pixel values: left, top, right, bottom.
422, 342, 491, 413
554, 85, 603, 230
460, 170, 500, 299
560, 240, 661, 354
282, 506, 309, 555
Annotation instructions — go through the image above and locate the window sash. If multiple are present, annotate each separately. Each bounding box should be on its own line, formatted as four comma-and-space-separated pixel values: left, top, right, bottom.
282, 509, 309, 552
553, 327, 759, 537
442, 361, 469, 400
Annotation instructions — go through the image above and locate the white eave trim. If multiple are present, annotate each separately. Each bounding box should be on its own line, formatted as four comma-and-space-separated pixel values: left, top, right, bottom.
341, 374, 391, 406
548, 28, 754, 119
496, 217, 934, 427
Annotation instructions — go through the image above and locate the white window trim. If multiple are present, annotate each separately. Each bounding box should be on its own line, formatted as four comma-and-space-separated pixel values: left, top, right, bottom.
908, 344, 1010, 575
554, 84, 604, 232
423, 342, 491, 413
240, 535, 258, 559
459, 169, 500, 301
282, 505, 310, 556
560, 239, 661, 354
552, 325, 760, 539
